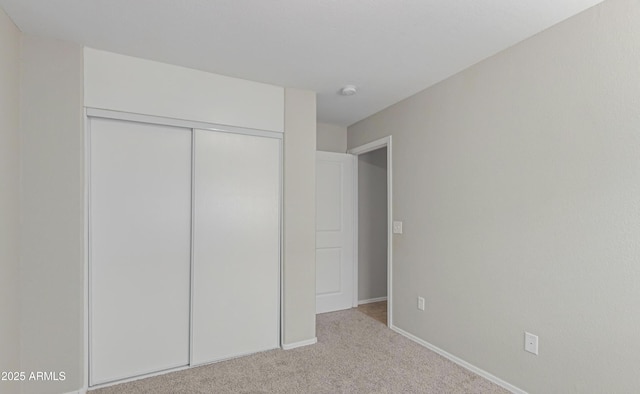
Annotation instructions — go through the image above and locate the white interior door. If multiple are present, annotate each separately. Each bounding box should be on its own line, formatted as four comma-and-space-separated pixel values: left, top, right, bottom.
89, 118, 191, 385
191, 129, 281, 365
315, 151, 355, 314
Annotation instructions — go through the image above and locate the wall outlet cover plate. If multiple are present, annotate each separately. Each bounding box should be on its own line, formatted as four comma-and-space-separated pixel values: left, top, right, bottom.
525, 332, 539, 355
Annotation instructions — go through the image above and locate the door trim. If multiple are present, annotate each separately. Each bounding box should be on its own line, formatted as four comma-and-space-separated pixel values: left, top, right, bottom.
351, 156, 359, 308
348, 136, 393, 327
86, 108, 283, 140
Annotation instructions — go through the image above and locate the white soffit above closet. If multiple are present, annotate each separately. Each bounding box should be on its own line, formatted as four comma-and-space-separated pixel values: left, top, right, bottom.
0, 0, 605, 126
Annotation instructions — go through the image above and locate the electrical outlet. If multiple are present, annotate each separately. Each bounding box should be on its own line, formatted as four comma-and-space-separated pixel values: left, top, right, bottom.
417, 296, 425, 311
524, 332, 538, 355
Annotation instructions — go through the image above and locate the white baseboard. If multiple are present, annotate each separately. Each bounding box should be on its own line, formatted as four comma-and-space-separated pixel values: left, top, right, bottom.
282, 337, 317, 350
358, 297, 387, 305
390, 325, 527, 394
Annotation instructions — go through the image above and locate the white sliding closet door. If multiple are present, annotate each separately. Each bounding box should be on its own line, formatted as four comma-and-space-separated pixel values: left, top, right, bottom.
89, 118, 192, 385
192, 129, 280, 365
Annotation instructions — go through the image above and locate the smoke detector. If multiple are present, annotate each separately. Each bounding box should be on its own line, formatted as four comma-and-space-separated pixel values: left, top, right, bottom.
339, 85, 358, 96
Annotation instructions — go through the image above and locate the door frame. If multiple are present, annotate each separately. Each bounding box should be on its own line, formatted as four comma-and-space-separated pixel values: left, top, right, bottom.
348, 136, 393, 327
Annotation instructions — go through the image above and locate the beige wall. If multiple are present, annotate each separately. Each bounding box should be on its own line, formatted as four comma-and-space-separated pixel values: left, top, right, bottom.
317, 122, 347, 153
0, 8, 21, 394
283, 88, 317, 345
357, 148, 387, 302
20, 35, 85, 394
348, 0, 640, 392
84, 48, 285, 133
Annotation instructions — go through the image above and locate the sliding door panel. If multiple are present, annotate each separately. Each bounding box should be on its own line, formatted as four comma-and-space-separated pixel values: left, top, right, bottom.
192, 129, 280, 365
89, 118, 191, 385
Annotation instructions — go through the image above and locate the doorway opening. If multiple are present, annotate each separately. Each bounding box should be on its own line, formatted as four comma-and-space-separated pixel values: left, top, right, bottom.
349, 136, 393, 327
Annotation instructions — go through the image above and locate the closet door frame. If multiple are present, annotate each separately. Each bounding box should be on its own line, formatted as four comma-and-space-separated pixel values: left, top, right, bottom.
84, 108, 283, 389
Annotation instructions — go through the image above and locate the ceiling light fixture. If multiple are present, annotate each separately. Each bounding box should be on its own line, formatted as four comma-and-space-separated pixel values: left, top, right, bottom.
339, 85, 358, 96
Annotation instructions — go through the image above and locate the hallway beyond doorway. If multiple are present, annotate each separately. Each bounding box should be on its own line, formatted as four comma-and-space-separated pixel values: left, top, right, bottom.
357, 301, 387, 325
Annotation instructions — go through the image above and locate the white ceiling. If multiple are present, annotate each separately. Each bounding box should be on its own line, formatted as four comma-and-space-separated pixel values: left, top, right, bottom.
0, 0, 604, 126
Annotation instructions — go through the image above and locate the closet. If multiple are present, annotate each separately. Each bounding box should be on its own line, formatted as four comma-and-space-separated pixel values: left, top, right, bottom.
88, 113, 281, 386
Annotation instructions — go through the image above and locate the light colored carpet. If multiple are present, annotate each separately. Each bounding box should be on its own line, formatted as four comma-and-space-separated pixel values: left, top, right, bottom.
357, 300, 387, 325
91, 309, 509, 393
